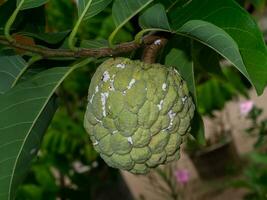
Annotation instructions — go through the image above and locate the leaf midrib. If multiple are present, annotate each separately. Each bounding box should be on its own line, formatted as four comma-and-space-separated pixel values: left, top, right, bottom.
7, 68, 74, 200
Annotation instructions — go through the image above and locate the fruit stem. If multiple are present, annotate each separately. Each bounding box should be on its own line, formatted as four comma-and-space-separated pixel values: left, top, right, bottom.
142, 38, 168, 64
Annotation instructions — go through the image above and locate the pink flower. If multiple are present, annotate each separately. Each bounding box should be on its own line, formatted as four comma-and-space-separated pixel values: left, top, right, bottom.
72, 161, 91, 174
239, 100, 254, 115
175, 169, 190, 185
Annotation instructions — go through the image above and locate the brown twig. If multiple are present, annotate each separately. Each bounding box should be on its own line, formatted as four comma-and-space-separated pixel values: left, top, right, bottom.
142, 38, 168, 64
0, 35, 161, 59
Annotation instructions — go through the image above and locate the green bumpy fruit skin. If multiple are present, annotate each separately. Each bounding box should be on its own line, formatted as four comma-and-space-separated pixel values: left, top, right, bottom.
84, 57, 195, 174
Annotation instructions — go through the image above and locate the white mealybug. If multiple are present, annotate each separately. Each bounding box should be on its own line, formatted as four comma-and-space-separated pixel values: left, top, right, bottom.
167, 110, 176, 130
102, 71, 110, 82
116, 63, 126, 69
162, 83, 167, 91
127, 79, 136, 89
127, 137, 133, 145
101, 92, 109, 117
182, 96, 188, 104
154, 39, 161, 45
157, 100, 164, 110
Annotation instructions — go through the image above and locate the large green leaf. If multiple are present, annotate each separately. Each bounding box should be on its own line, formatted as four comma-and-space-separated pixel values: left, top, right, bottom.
140, 13, 251, 93
77, 0, 112, 21
109, 0, 153, 43
139, 3, 170, 30
177, 20, 249, 81
69, 0, 111, 49
197, 78, 234, 115
156, 0, 189, 11
0, 67, 74, 200
19, 31, 70, 44
17, 0, 48, 10
0, 55, 27, 94
165, 48, 196, 101
0, 0, 15, 30
190, 111, 205, 145
169, 0, 267, 94
191, 41, 225, 81
80, 39, 109, 48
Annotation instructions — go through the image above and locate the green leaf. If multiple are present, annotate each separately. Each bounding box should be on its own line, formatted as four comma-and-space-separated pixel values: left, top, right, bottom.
19, 31, 70, 44
197, 78, 234, 115
190, 110, 206, 145
17, 0, 48, 10
139, 4, 170, 30
80, 39, 109, 48
223, 67, 248, 97
0, 67, 74, 200
0, 55, 27, 94
191, 41, 225, 81
156, 0, 189, 12
77, 0, 112, 21
176, 20, 251, 89
169, 0, 267, 94
69, 0, 111, 49
165, 48, 196, 101
0, 0, 15, 30
250, 153, 267, 165
109, 0, 153, 44
139, 13, 249, 92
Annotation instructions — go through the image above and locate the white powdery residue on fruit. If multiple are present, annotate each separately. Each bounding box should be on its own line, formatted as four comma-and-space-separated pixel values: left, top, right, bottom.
167, 110, 176, 130
127, 79, 136, 89
89, 85, 100, 103
95, 117, 102, 124
95, 85, 99, 92
157, 100, 164, 110
102, 71, 110, 82
109, 75, 115, 91
154, 39, 161, 45
162, 83, 167, 91
101, 92, 109, 117
116, 63, 126, 69
89, 94, 95, 104
174, 68, 180, 75
182, 96, 188, 104
93, 140, 99, 146
127, 137, 133, 145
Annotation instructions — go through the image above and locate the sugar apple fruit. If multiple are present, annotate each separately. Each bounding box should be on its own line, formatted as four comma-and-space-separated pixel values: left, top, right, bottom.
84, 57, 195, 174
